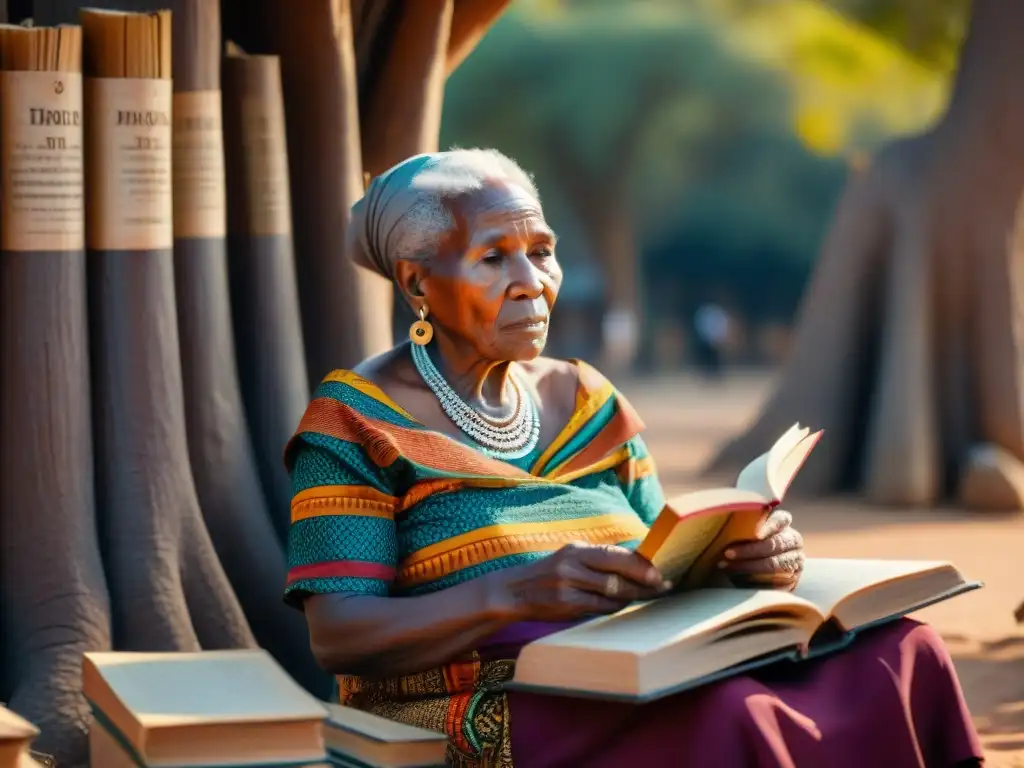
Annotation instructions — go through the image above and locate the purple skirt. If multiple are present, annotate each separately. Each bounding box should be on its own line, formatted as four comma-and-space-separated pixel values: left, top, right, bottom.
480, 618, 982, 767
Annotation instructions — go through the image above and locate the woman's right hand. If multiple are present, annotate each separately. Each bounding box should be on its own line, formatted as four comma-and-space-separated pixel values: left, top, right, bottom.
488, 541, 672, 622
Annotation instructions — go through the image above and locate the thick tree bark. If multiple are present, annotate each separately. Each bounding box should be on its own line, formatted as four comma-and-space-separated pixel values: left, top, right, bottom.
707, 0, 1024, 511
1, 256, 111, 768
170, 0, 326, 693
265, 0, 393, 381
223, 50, 310, 539
79, 6, 254, 661
225, 0, 513, 380
360, 0, 451, 178
90, 257, 254, 652
446, 0, 512, 74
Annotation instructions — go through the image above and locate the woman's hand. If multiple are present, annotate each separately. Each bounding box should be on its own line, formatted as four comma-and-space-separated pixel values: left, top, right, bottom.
490, 541, 671, 622
720, 509, 805, 591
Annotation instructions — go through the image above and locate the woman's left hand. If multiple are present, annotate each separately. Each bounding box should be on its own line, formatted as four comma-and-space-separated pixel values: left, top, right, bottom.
719, 509, 805, 591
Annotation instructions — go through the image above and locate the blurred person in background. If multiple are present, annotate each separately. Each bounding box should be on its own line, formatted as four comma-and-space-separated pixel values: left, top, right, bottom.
284, 149, 981, 768
694, 301, 730, 379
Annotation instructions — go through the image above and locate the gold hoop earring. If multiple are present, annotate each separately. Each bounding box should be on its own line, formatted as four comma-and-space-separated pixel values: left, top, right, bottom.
410, 305, 433, 346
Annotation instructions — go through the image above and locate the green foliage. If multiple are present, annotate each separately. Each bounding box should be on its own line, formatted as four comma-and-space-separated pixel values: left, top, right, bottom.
444, 5, 792, 239
723, 1, 947, 154
441, 0, 949, 336
824, 0, 970, 74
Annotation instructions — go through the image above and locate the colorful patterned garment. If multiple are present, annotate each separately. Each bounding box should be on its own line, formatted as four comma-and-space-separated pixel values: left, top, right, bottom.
283, 360, 664, 767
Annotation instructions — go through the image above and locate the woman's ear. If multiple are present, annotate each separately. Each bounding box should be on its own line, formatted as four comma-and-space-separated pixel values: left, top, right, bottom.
394, 259, 427, 309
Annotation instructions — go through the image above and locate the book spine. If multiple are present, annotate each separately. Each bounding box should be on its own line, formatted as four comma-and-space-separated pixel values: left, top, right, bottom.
222, 49, 309, 538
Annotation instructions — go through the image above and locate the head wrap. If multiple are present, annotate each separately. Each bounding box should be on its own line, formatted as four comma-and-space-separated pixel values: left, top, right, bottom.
348, 149, 541, 284
348, 153, 445, 283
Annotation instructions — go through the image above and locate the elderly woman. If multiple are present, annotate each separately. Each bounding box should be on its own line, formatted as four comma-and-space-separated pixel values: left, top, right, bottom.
284, 149, 981, 767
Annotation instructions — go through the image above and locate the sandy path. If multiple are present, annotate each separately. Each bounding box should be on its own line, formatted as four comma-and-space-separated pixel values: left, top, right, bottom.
621, 371, 1024, 765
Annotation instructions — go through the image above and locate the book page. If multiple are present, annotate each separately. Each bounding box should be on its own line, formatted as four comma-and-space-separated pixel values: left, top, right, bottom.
735, 423, 803, 499
636, 489, 768, 585
0, 745, 30, 766
769, 430, 823, 500
532, 589, 818, 652
513, 589, 824, 697
735, 424, 824, 503
89, 722, 139, 768
735, 453, 771, 498
647, 511, 730, 582
676, 504, 768, 589
793, 558, 965, 629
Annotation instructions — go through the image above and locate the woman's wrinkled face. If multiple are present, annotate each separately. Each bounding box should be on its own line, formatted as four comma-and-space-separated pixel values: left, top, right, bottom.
420, 180, 562, 362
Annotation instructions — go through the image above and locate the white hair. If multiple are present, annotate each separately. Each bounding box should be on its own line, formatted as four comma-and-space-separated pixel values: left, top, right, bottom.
391, 147, 541, 263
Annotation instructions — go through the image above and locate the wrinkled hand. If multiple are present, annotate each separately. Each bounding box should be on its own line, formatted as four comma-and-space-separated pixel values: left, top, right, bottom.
493, 541, 672, 622
720, 509, 805, 591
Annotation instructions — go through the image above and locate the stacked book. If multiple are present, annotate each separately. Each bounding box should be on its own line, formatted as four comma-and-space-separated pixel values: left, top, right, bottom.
82, 648, 451, 768
83, 649, 330, 767
323, 704, 447, 768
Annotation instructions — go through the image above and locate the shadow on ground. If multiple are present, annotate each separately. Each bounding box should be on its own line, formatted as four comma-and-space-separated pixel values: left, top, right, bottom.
945, 635, 1024, 756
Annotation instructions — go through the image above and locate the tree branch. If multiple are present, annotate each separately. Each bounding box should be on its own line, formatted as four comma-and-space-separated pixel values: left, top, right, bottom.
446, 0, 512, 74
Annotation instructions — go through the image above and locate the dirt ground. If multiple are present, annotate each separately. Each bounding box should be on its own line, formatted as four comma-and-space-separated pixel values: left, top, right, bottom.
621, 371, 1024, 767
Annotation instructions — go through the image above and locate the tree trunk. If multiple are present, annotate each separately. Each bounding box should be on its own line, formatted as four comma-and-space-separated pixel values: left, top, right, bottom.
170, 0, 327, 694
90, 256, 255, 652
1, 256, 111, 768
590, 200, 642, 372
360, 0, 451, 177
78, 2, 255, 660
707, 0, 1024, 510
265, 0, 394, 381
544, 79, 674, 372
223, 50, 311, 539
445, 0, 512, 74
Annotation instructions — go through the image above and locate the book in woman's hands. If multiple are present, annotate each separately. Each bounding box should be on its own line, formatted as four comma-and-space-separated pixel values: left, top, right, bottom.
507, 558, 981, 702
636, 423, 823, 587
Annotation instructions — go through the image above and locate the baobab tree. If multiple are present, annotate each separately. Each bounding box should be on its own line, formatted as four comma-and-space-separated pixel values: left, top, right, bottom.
709, 0, 1024, 512
0, 3, 509, 767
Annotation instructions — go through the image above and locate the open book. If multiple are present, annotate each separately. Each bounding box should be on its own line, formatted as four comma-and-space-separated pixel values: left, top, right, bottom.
636, 423, 823, 587
507, 558, 981, 702
324, 704, 447, 768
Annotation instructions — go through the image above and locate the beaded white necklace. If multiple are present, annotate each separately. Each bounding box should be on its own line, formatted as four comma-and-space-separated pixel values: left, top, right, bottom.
410, 342, 541, 459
